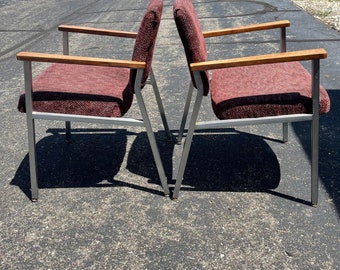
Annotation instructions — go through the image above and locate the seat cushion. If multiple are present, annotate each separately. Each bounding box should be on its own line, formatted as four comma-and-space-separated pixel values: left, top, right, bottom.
18, 63, 133, 117
211, 61, 331, 119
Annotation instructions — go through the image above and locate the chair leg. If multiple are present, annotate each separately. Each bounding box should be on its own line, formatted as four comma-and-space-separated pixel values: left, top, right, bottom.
311, 116, 319, 206
150, 69, 171, 140
173, 88, 204, 199
26, 117, 39, 201
65, 121, 71, 143
282, 122, 288, 142
177, 83, 194, 144
23, 61, 38, 201
311, 59, 320, 206
135, 88, 170, 196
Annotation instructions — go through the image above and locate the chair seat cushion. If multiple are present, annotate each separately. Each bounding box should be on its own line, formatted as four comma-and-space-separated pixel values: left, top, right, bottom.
18, 63, 133, 117
210, 61, 330, 120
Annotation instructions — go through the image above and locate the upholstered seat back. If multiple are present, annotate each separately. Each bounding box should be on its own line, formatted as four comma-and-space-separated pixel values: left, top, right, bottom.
173, 0, 210, 95
17, 0, 164, 117
129, 0, 163, 92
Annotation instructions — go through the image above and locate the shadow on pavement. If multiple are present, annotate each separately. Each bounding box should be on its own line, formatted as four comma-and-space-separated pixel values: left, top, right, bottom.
172, 130, 281, 192
129, 130, 289, 199
127, 131, 174, 187
11, 128, 142, 199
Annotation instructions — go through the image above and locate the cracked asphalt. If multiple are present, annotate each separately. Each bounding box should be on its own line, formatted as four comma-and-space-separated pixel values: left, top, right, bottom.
1, 0, 339, 269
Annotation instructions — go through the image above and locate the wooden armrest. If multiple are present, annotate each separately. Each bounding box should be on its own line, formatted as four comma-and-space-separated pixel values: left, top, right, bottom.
190, 48, 327, 71
16, 52, 146, 69
203, 20, 290, 38
58, 24, 138, 38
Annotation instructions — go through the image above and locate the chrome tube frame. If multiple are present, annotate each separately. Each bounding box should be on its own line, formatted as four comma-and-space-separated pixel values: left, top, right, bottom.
149, 69, 171, 140
23, 61, 39, 201
311, 59, 320, 206
135, 69, 170, 196
173, 72, 204, 199
22, 63, 170, 200
62, 30, 71, 142
173, 59, 322, 205
281, 26, 288, 143
177, 82, 194, 144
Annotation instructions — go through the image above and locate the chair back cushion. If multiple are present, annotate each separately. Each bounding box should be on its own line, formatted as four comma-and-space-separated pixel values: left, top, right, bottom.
18, 1, 165, 116
129, 0, 163, 92
173, 0, 210, 95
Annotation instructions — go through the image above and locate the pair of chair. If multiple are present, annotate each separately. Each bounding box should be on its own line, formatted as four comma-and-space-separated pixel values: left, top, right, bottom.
17, 0, 330, 205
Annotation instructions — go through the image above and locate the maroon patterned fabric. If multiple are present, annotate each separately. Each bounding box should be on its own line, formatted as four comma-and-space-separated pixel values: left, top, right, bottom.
18, 0, 163, 117
211, 62, 331, 119
173, 0, 210, 95
172, 0, 330, 119
18, 64, 132, 117
129, 0, 163, 91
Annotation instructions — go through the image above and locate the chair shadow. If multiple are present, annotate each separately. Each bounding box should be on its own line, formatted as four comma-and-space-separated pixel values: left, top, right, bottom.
292, 90, 340, 214
173, 131, 282, 193
126, 131, 174, 187
11, 128, 141, 199
128, 129, 283, 198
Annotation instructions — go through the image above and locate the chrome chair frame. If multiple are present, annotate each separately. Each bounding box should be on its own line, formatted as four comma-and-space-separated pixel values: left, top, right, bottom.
173, 19, 325, 206
18, 24, 170, 201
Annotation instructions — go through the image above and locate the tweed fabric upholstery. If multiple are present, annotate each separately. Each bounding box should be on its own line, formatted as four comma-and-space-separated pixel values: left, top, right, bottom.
18, 64, 132, 117
172, 1, 330, 119
18, 0, 163, 116
173, 0, 210, 95
211, 61, 331, 119
129, 0, 163, 91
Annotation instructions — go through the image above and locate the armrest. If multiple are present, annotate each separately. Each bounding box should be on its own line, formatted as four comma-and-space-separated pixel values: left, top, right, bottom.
190, 48, 327, 71
58, 24, 138, 38
203, 20, 290, 38
16, 52, 146, 69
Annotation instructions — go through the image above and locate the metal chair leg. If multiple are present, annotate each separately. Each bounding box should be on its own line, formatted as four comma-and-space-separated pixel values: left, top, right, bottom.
311, 59, 320, 206
135, 69, 170, 196
173, 88, 204, 199
177, 83, 194, 144
311, 115, 319, 206
136, 88, 170, 196
27, 117, 39, 201
150, 69, 171, 140
23, 61, 39, 201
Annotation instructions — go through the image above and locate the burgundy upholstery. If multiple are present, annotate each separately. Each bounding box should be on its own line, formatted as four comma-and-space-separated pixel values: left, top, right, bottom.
173, 0, 330, 120
129, 0, 163, 91
211, 62, 331, 119
18, 0, 163, 117
173, 0, 210, 95
18, 64, 132, 117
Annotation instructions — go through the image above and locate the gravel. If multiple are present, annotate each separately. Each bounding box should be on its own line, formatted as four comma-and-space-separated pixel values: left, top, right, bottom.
291, 0, 340, 31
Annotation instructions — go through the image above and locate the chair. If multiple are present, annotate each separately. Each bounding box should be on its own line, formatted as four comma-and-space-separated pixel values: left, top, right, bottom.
172, 0, 330, 205
17, 0, 170, 201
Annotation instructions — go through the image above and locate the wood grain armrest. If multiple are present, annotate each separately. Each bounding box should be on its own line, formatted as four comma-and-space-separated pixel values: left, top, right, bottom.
203, 20, 290, 38
190, 48, 327, 71
58, 24, 138, 38
16, 52, 146, 69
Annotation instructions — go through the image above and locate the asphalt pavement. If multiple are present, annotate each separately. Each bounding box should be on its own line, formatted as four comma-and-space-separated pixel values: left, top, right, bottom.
1, 0, 339, 269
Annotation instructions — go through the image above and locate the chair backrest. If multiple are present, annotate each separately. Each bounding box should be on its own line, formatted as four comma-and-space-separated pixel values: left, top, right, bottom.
129, 0, 163, 91
173, 0, 210, 95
